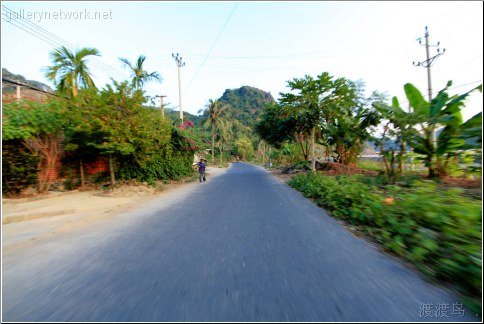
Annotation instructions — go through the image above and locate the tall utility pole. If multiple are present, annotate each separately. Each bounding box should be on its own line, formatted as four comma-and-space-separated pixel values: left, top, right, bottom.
155, 95, 167, 116
172, 53, 185, 121
413, 26, 446, 174
413, 26, 446, 102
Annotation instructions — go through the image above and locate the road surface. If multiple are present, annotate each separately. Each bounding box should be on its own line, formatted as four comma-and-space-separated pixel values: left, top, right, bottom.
2, 163, 479, 321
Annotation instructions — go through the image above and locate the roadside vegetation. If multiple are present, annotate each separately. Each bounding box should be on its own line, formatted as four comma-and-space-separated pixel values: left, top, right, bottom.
253, 72, 481, 313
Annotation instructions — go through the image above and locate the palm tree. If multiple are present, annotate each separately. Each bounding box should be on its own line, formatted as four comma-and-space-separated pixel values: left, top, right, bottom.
45, 46, 100, 97
202, 99, 226, 163
216, 119, 233, 164
119, 55, 162, 90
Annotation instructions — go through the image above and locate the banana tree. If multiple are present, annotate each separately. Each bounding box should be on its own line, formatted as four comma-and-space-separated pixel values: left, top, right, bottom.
373, 96, 419, 178
404, 81, 482, 177
325, 101, 381, 166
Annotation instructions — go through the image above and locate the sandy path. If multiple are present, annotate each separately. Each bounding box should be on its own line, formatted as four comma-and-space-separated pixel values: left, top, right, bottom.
2, 167, 228, 251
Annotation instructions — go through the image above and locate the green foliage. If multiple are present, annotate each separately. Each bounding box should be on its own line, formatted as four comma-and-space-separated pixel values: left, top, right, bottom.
2, 99, 67, 141
2, 98, 68, 192
234, 136, 254, 160
67, 82, 196, 185
324, 83, 384, 165
1, 78, 201, 192
258, 74, 385, 168
44, 46, 100, 97
255, 103, 294, 149
289, 172, 482, 304
118, 127, 194, 183
269, 143, 307, 167
2, 140, 39, 196
200, 99, 227, 162
404, 81, 482, 177
118, 151, 194, 185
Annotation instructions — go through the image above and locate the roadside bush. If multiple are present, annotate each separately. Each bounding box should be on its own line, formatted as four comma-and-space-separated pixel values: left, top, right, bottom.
2, 140, 39, 197
118, 153, 194, 186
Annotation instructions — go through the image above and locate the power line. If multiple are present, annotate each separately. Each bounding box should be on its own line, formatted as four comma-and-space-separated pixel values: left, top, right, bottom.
183, 2, 238, 95
449, 54, 483, 77
2, 6, 162, 95
1, 15, 126, 83
2, 5, 130, 83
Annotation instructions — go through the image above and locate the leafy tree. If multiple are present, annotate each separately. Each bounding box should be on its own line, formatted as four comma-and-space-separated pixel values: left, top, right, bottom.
279, 72, 354, 171
373, 96, 417, 181
235, 136, 254, 160
2, 99, 67, 192
68, 82, 180, 185
119, 55, 162, 90
323, 82, 384, 166
256, 102, 311, 160
44, 46, 100, 97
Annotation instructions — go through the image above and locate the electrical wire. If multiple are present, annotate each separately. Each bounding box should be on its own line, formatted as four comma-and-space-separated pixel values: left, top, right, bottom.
2, 5, 130, 84
183, 2, 238, 95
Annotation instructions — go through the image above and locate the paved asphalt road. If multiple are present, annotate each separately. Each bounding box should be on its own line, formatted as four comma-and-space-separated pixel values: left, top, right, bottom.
2, 163, 479, 322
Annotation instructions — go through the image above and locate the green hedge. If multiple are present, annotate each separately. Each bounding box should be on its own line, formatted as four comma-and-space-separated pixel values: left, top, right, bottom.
289, 172, 482, 309
117, 151, 194, 186
2, 140, 39, 196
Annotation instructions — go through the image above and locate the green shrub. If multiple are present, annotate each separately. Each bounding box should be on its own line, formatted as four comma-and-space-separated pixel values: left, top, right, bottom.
2, 140, 39, 196
118, 150, 194, 185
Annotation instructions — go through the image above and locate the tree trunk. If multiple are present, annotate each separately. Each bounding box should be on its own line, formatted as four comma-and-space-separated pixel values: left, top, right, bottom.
220, 145, 223, 165
398, 139, 405, 173
25, 133, 60, 193
389, 150, 397, 184
263, 142, 266, 164
211, 128, 215, 163
380, 124, 390, 175
427, 126, 437, 178
311, 127, 316, 172
80, 158, 85, 189
109, 154, 116, 185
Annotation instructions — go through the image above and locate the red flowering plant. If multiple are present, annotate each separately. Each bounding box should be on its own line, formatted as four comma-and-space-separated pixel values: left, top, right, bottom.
173, 120, 210, 152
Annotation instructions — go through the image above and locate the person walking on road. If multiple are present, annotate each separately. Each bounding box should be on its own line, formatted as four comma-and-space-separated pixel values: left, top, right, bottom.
197, 158, 207, 183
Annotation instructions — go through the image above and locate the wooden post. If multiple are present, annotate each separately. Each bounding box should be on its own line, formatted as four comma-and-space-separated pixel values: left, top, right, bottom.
80, 159, 85, 189
109, 154, 116, 185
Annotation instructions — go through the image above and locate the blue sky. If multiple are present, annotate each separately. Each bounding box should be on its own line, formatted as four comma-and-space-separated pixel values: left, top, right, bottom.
2, 1, 482, 120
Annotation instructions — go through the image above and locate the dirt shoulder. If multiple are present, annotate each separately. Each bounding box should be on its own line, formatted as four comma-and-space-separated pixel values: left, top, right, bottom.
2, 167, 227, 251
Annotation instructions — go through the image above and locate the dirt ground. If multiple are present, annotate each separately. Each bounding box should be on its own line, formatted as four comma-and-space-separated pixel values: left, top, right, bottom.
2, 167, 227, 251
